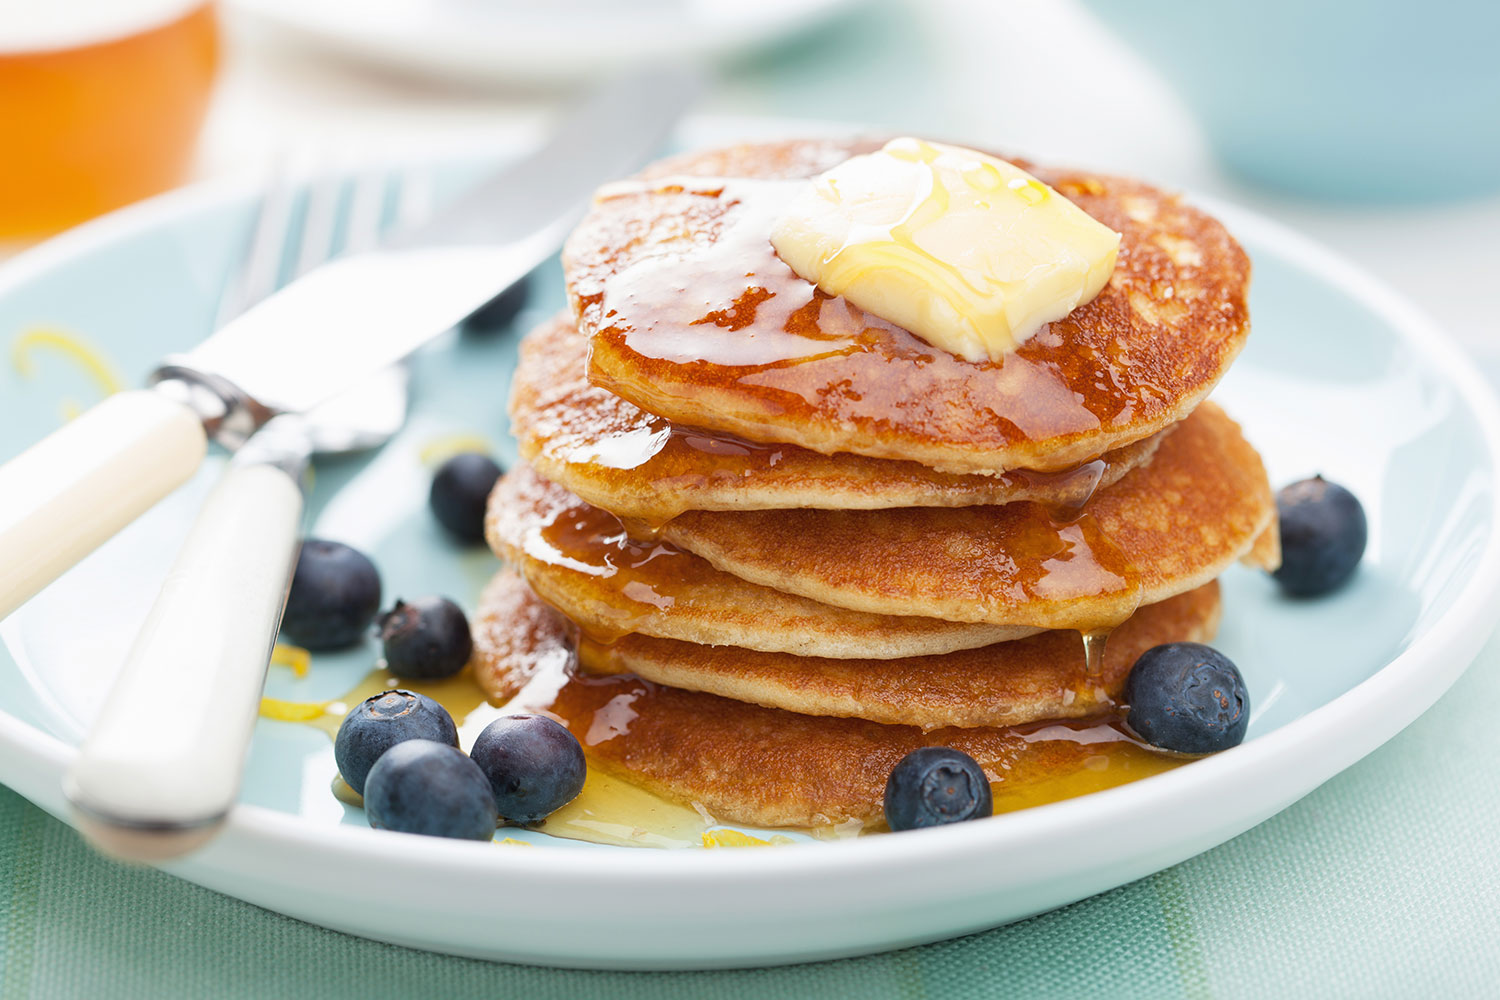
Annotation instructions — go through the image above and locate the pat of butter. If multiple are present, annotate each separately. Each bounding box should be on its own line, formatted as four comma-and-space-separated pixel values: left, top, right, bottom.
770, 138, 1121, 362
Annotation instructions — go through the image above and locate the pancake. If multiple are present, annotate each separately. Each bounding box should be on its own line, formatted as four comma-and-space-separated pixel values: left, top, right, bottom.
471, 571, 1182, 829
578, 580, 1220, 730
511, 313, 1165, 523
660, 402, 1278, 630
486, 464, 1040, 659
564, 137, 1251, 475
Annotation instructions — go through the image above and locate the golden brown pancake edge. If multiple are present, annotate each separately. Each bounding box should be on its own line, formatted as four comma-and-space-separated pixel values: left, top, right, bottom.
485, 464, 1044, 659
577, 580, 1221, 730
658, 402, 1277, 629
471, 571, 1185, 829
510, 312, 1167, 522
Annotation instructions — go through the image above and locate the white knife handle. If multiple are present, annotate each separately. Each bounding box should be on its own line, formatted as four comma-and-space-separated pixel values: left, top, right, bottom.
0, 389, 207, 620
65, 462, 303, 856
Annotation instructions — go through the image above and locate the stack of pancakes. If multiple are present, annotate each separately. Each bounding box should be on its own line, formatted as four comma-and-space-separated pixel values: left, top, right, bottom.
474, 139, 1279, 831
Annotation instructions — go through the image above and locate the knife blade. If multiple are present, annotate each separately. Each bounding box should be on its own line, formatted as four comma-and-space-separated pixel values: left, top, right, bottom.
170, 66, 702, 421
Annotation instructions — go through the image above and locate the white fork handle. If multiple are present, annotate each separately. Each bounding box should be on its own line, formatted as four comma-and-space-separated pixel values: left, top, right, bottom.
0, 390, 208, 620
65, 462, 303, 854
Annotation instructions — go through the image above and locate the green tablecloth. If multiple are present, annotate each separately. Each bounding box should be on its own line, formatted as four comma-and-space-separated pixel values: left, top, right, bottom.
4, 630, 1496, 998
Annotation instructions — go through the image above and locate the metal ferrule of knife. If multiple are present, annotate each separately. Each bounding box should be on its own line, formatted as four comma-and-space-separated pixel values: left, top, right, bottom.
147, 366, 263, 449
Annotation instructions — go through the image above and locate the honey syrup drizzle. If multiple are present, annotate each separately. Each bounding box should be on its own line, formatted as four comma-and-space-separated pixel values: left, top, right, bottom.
525, 319, 1157, 525
584, 176, 1160, 456
586, 176, 1150, 673
519, 456, 1145, 670
1031, 461, 1141, 679
515, 483, 696, 645
556, 415, 1134, 531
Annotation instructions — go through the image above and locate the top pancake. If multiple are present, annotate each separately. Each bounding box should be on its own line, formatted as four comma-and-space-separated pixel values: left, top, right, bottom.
511, 312, 1164, 523
565, 138, 1251, 475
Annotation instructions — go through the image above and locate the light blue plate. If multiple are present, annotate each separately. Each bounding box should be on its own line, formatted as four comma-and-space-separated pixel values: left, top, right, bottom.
0, 123, 1498, 968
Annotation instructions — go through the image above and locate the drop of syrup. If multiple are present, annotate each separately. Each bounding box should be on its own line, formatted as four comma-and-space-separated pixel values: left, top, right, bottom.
1080, 626, 1113, 680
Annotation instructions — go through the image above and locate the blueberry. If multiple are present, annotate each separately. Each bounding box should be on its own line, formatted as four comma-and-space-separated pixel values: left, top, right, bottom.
334, 690, 458, 796
1125, 642, 1249, 754
363, 740, 497, 841
280, 539, 382, 650
430, 452, 504, 544
378, 596, 474, 679
470, 714, 586, 825
1272, 476, 1367, 597
883, 747, 993, 832
462, 276, 531, 335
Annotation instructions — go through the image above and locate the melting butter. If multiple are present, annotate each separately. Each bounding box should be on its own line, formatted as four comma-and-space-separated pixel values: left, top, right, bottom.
769, 138, 1121, 362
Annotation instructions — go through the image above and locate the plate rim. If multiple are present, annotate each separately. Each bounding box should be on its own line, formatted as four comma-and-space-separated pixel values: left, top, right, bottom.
1, 118, 1499, 948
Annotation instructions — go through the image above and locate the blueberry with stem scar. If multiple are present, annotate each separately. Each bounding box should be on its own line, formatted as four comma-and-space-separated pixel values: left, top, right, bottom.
883, 747, 993, 831
1125, 642, 1249, 754
334, 690, 458, 796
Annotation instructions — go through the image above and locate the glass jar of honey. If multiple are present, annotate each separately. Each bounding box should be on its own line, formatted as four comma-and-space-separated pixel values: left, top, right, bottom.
0, 1, 219, 240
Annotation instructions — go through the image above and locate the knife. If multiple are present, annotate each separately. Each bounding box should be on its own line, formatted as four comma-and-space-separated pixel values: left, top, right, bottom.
0, 67, 701, 622
63, 167, 417, 859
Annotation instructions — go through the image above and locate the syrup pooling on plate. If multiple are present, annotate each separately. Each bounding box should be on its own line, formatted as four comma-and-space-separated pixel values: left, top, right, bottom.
1000, 718, 1181, 813
539, 664, 1183, 826
259, 664, 717, 848
260, 667, 504, 744
579, 174, 1195, 470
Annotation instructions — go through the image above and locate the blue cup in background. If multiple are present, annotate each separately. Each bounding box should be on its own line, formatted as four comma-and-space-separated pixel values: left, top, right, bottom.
1077, 0, 1500, 202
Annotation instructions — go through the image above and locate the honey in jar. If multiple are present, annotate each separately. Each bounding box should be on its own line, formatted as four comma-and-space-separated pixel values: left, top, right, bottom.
0, 0, 219, 239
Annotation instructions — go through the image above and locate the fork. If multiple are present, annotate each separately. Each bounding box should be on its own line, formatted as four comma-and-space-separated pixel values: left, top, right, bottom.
65, 160, 425, 860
